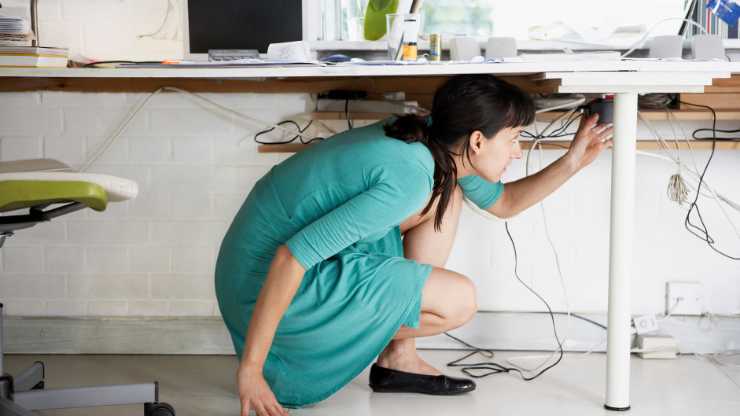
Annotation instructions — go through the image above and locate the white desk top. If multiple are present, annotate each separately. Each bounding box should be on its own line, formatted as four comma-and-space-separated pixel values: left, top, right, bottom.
0, 60, 735, 94
0, 60, 735, 79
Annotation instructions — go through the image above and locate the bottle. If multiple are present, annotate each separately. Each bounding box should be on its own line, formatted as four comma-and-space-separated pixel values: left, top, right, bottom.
400, 14, 420, 61
429, 33, 441, 62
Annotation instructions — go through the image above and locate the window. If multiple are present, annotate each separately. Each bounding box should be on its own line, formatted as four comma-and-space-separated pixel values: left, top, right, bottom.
330, 0, 496, 41
417, 0, 495, 38
327, 0, 690, 43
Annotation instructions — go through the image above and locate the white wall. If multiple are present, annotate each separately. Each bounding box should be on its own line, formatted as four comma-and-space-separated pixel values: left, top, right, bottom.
1, 0, 739, 319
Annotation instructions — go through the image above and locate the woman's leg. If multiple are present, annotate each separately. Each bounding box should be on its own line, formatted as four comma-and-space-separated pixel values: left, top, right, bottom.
377, 185, 476, 375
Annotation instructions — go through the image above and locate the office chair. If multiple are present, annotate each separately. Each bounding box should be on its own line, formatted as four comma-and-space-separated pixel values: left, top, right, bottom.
0, 159, 175, 416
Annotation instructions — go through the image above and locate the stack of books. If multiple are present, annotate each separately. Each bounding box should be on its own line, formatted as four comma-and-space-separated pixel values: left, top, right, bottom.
0, 45, 69, 67
0, 13, 68, 67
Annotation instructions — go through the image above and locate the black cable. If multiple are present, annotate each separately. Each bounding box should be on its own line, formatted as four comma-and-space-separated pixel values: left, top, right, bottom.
678, 101, 740, 261
345, 98, 353, 130
549, 111, 583, 137
445, 222, 564, 380
521, 110, 583, 140
443, 332, 495, 358
253, 119, 325, 145
82, 60, 161, 67
564, 312, 607, 330
450, 310, 607, 332
692, 126, 740, 141
442, 312, 605, 365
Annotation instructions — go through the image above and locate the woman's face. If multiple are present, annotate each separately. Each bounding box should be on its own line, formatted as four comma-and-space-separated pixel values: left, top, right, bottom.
465, 126, 524, 182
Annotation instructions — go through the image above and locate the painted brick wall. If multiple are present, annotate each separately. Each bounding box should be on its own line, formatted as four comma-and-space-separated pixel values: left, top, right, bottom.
1, 0, 739, 318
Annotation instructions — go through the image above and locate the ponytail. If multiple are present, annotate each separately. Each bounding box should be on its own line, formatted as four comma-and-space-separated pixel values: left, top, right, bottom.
384, 114, 457, 232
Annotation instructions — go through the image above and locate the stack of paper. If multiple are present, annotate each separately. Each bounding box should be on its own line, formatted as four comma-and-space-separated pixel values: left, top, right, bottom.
0, 14, 32, 45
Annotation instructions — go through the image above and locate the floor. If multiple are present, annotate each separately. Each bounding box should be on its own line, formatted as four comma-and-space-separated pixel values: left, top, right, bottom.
4, 350, 740, 416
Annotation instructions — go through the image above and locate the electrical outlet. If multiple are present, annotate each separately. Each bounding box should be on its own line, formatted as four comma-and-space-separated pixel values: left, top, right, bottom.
665, 281, 704, 316
633, 314, 659, 334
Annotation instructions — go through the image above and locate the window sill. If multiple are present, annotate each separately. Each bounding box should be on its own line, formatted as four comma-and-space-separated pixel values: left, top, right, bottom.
311, 38, 740, 52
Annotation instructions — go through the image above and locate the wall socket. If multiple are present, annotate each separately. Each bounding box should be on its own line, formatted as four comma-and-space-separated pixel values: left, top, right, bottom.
633, 314, 659, 334
665, 281, 704, 316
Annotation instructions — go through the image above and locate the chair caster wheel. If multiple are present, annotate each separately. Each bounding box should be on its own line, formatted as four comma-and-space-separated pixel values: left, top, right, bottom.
145, 402, 176, 416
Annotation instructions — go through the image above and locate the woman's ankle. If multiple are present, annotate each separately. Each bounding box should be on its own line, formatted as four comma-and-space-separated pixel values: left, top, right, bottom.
377, 340, 417, 369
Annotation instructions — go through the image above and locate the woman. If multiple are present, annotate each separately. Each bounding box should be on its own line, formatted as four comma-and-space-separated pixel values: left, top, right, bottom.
215, 74, 613, 416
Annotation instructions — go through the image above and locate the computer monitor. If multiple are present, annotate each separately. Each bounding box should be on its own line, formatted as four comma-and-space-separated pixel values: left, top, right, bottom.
183, 0, 318, 60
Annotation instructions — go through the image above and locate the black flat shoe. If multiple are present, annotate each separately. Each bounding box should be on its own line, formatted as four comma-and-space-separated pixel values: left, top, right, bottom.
369, 363, 476, 395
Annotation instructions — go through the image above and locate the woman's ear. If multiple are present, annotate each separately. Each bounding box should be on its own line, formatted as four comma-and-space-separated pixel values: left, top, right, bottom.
468, 131, 484, 154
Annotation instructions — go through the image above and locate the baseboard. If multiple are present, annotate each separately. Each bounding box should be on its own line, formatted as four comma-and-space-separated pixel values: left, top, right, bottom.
4, 312, 739, 355
4, 316, 234, 354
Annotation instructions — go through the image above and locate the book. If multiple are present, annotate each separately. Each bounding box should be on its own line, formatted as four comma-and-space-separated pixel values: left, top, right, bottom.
0, 46, 68, 67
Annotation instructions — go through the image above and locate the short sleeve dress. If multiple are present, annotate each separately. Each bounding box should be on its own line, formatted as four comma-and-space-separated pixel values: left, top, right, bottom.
214, 119, 504, 408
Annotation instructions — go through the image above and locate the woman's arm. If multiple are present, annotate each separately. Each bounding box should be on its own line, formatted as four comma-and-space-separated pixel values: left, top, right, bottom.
488, 155, 578, 219
488, 114, 613, 219
238, 244, 304, 416
241, 244, 305, 369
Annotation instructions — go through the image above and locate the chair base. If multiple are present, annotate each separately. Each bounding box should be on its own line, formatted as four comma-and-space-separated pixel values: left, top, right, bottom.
0, 304, 175, 415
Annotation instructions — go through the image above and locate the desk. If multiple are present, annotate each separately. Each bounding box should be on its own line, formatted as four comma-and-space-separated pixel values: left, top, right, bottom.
1, 60, 738, 411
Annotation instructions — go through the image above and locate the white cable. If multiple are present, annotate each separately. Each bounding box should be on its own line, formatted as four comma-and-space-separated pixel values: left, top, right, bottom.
535, 97, 586, 114
638, 114, 740, 240
709, 350, 740, 368
637, 150, 739, 209
665, 110, 740, 234
620, 17, 709, 58
137, 0, 179, 40
80, 86, 333, 171
81, 87, 164, 171
637, 149, 740, 242
639, 113, 740, 212
162, 87, 311, 137
658, 298, 683, 322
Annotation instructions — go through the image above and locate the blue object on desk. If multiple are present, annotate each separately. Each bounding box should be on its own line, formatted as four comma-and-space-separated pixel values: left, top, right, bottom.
707, 0, 740, 26
324, 54, 352, 63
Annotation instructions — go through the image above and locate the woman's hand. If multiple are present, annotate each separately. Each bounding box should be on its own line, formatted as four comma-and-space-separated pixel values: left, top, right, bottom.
237, 364, 288, 416
565, 113, 614, 172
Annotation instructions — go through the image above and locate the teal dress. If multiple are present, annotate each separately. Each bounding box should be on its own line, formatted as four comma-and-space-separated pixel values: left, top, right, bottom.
215, 119, 504, 407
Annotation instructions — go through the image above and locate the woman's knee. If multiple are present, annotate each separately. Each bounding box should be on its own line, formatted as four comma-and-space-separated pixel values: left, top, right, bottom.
421, 268, 477, 328
451, 274, 477, 326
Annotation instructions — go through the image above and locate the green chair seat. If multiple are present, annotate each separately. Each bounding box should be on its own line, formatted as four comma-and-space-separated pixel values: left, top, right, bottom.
0, 180, 108, 213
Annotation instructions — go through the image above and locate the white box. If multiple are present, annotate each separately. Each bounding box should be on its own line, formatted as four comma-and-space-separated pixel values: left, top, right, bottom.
635, 334, 678, 359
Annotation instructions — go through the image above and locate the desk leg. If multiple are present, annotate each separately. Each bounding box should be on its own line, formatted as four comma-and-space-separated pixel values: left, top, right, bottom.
604, 92, 637, 411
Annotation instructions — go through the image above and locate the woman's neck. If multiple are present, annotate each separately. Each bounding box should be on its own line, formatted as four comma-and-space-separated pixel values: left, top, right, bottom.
451, 147, 477, 178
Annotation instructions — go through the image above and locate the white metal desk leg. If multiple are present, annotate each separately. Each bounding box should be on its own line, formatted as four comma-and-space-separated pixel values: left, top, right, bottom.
604, 92, 637, 411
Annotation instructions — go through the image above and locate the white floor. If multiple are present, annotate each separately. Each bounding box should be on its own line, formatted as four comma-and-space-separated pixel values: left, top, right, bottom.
5, 350, 740, 416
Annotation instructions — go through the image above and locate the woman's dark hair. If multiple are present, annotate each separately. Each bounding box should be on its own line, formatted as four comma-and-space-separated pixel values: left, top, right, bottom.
384, 74, 535, 231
